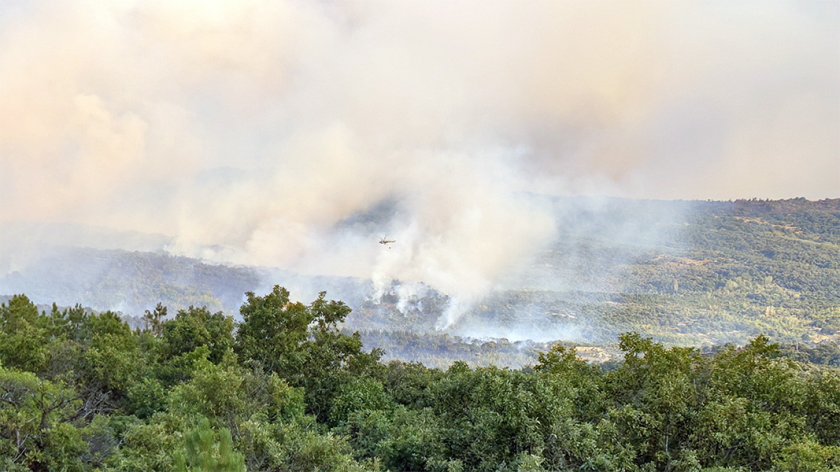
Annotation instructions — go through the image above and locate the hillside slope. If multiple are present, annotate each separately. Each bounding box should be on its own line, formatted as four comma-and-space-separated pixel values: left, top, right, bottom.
1, 198, 837, 366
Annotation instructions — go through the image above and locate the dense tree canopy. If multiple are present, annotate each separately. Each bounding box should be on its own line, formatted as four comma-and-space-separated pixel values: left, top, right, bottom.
0, 288, 837, 471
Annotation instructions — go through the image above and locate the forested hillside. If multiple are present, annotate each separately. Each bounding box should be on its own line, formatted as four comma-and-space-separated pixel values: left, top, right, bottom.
348, 198, 839, 366
0, 249, 260, 314
1, 289, 838, 471
1, 198, 837, 368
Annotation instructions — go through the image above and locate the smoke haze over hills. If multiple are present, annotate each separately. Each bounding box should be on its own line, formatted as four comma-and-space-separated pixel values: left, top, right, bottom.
1, 1, 838, 327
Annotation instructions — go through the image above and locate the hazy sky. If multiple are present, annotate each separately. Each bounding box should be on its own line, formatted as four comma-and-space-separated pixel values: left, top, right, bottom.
0, 1, 838, 286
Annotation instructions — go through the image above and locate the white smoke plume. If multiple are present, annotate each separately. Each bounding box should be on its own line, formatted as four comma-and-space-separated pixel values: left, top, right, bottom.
1, 1, 838, 326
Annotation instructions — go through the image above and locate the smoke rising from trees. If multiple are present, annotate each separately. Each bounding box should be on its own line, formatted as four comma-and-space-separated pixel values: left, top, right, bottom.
1, 1, 837, 325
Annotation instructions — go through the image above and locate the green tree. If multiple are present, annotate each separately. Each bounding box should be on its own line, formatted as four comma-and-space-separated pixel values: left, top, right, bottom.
0, 367, 86, 471
161, 306, 234, 364
0, 295, 50, 374
328, 377, 392, 426
235, 286, 311, 375
173, 418, 246, 472
143, 302, 167, 338
235, 286, 381, 421
78, 312, 148, 401
606, 333, 704, 469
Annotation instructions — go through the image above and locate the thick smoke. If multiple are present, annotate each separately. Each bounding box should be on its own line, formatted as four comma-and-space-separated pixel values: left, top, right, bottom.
1, 1, 838, 327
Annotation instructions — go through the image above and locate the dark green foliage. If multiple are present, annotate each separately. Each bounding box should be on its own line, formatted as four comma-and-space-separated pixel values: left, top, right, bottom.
0, 295, 50, 374
236, 286, 383, 422
1, 288, 838, 471
161, 306, 235, 364
0, 367, 86, 471
235, 286, 311, 375
173, 418, 246, 472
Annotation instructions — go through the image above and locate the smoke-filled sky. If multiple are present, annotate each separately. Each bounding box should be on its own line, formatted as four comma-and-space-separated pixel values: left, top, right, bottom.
1, 1, 839, 319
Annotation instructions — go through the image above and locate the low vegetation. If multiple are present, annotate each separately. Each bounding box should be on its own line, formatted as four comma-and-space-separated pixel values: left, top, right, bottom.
1, 287, 837, 471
